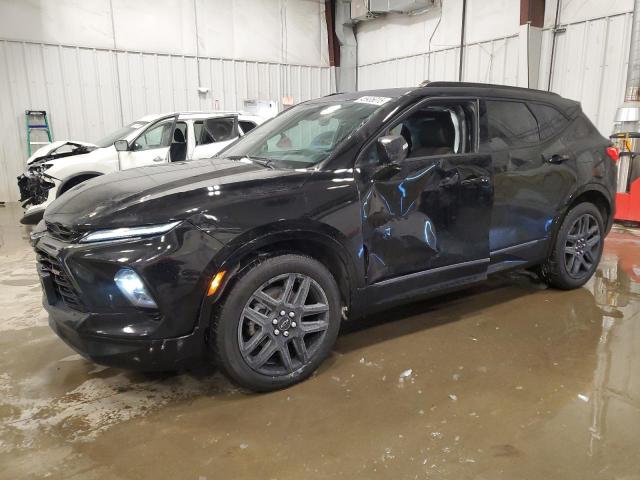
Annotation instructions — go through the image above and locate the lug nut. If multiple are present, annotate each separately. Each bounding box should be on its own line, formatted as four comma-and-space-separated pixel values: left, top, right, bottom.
274, 329, 280, 336
291, 321, 297, 328
289, 311, 295, 318
283, 331, 289, 337
280, 310, 286, 316
272, 319, 278, 325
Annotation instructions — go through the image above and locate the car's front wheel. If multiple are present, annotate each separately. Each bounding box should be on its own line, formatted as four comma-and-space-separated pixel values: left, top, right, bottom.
211, 254, 341, 392
540, 202, 604, 289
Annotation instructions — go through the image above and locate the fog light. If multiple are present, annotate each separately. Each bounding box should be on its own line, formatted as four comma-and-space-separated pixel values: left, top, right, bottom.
114, 268, 157, 308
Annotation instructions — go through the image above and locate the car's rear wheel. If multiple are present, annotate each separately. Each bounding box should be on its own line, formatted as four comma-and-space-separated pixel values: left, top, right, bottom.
211, 254, 341, 392
540, 202, 604, 290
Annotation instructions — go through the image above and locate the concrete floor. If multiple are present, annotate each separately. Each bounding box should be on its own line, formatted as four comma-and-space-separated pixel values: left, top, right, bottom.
0, 203, 639, 480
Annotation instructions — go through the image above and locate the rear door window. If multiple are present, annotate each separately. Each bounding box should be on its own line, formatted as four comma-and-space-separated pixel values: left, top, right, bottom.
194, 118, 237, 145
480, 100, 539, 150
528, 103, 569, 140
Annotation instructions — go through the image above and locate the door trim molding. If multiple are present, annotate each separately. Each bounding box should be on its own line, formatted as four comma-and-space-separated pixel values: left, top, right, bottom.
490, 238, 546, 256
372, 257, 490, 287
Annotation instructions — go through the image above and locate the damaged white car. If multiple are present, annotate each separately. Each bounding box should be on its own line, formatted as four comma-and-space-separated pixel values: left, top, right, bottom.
17, 111, 264, 224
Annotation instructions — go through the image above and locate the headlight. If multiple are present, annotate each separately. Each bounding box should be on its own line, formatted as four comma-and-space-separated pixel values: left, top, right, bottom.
29, 163, 54, 174
79, 221, 180, 243
114, 268, 157, 308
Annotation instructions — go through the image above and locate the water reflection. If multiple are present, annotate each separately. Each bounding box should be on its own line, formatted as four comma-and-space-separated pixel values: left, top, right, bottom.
585, 228, 640, 465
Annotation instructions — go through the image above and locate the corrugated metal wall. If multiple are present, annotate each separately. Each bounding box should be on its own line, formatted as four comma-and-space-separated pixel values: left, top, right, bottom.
357, 35, 520, 90
0, 39, 335, 202
539, 11, 632, 136
358, 9, 633, 138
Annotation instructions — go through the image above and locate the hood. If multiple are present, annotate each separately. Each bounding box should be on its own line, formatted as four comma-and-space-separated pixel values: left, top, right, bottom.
44, 158, 312, 230
27, 140, 98, 165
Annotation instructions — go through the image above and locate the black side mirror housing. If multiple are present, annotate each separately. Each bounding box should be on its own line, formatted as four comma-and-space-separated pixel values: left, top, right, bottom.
114, 139, 129, 152
376, 135, 408, 165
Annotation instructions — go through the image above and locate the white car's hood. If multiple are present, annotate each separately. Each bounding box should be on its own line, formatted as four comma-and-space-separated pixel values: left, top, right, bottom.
27, 140, 98, 164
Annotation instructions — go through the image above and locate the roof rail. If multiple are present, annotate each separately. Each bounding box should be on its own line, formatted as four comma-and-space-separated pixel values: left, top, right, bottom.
424, 81, 559, 96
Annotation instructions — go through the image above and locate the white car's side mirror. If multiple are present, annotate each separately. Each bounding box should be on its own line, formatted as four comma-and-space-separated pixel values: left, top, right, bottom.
114, 139, 129, 152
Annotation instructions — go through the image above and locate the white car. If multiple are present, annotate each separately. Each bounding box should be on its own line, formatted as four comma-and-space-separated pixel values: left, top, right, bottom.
18, 112, 264, 224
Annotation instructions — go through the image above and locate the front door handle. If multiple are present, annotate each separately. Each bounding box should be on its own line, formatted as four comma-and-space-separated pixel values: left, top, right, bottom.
153, 156, 164, 163
460, 176, 490, 187
544, 153, 571, 164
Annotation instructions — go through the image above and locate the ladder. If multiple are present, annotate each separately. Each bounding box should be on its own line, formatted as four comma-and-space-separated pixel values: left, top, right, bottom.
25, 110, 53, 156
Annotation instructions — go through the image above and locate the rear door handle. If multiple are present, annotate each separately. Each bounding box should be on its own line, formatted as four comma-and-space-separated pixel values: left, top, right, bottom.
544, 153, 571, 164
153, 156, 164, 163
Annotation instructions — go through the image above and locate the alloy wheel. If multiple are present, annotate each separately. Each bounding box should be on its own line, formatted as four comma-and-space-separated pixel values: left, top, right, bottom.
564, 213, 601, 279
237, 273, 330, 376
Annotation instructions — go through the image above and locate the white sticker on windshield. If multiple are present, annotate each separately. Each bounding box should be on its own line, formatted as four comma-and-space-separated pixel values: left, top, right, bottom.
354, 96, 391, 106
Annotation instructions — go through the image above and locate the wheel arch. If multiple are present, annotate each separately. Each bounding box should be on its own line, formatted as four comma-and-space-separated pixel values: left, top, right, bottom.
208, 228, 361, 316
548, 184, 613, 255
58, 172, 103, 195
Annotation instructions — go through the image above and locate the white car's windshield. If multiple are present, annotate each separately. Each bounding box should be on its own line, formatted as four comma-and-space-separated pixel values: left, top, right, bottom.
220, 100, 384, 168
94, 121, 150, 148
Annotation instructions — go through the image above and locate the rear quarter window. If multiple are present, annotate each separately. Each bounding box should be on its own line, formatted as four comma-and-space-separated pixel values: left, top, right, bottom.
528, 103, 569, 140
240, 121, 257, 133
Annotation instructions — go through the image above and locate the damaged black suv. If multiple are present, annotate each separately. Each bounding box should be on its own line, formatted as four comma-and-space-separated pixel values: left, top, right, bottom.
34, 82, 617, 392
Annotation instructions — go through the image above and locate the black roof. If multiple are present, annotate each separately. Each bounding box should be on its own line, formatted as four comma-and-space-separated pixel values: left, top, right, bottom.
317, 82, 579, 112
424, 81, 560, 96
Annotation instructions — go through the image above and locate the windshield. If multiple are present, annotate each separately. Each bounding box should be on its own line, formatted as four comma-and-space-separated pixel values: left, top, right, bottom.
220, 100, 384, 168
94, 121, 150, 148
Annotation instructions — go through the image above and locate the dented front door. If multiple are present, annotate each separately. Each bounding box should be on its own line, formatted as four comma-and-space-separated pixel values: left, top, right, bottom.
357, 152, 493, 285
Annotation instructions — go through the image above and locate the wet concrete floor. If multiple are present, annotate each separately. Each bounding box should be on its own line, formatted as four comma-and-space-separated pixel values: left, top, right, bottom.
0, 202, 639, 479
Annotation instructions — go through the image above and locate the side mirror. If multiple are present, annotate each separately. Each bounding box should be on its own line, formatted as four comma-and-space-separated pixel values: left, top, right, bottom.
114, 139, 129, 152
376, 135, 408, 165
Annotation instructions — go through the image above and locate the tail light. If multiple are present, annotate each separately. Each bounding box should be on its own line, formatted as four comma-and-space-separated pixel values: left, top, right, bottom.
606, 146, 620, 162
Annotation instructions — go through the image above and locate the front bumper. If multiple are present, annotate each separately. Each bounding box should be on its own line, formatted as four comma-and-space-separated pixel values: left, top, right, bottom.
47, 304, 206, 371
35, 222, 224, 371
18, 172, 58, 225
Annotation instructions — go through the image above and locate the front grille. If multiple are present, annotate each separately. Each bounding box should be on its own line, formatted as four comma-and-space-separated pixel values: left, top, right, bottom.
36, 249, 84, 311
46, 222, 81, 242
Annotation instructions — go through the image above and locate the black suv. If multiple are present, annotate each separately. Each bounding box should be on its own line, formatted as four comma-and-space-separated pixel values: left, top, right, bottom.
34, 82, 617, 392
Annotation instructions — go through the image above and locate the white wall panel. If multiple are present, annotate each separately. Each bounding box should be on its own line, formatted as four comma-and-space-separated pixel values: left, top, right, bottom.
0, 40, 335, 202
543, 0, 633, 27
358, 1, 632, 138
357, 35, 519, 90
539, 12, 633, 135
0, 0, 330, 66
356, 0, 519, 67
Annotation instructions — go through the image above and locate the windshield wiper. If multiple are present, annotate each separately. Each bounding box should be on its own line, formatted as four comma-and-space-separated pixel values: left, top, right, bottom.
223, 155, 275, 169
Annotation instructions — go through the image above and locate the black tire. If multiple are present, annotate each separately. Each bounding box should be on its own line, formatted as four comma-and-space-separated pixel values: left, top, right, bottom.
211, 254, 341, 392
541, 202, 604, 290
